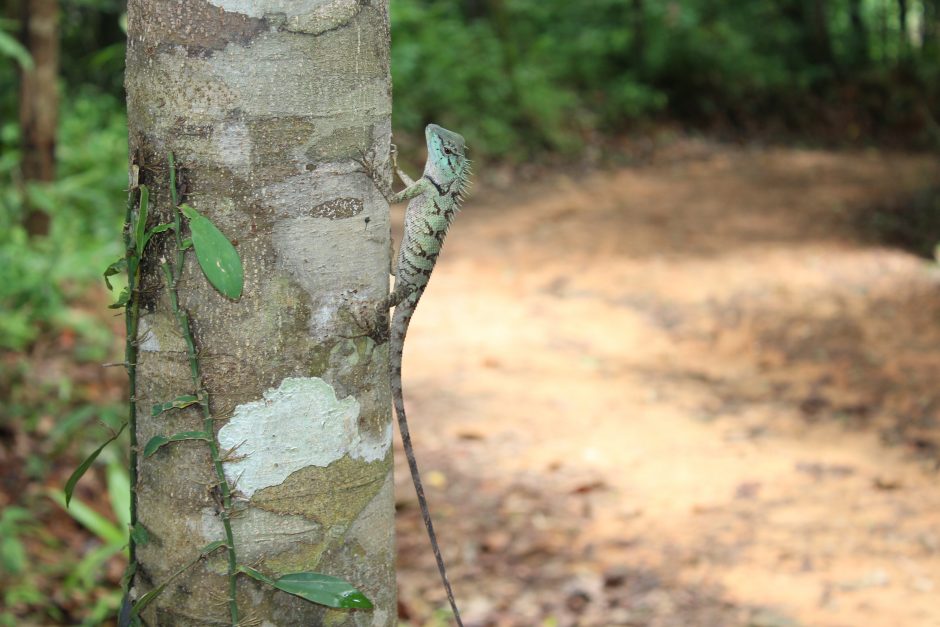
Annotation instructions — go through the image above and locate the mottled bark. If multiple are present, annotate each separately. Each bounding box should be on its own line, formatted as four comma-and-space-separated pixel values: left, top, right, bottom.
125, 1, 395, 625
18, 0, 58, 236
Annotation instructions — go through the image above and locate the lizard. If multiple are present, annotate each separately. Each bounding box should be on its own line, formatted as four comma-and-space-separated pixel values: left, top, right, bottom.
360, 123, 471, 626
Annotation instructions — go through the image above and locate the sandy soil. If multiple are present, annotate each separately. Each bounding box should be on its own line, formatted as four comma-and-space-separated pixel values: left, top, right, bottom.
391, 140, 940, 627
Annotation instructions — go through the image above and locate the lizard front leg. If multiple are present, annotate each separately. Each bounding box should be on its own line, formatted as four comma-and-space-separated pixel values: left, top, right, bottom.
388, 177, 428, 204
391, 144, 417, 188
356, 143, 424, 204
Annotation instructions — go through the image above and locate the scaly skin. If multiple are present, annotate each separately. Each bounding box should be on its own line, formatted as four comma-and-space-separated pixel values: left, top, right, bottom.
373, 124, 471, 626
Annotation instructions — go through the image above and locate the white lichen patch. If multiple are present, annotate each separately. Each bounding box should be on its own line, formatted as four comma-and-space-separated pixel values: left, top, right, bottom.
136, 317, 161, 352
285, 0, 360, 35
206, 0, 323, 18
136, 315, 187, 353
215, 119, 250, 171
217, 377, 389, 498
207, 0, 360, 34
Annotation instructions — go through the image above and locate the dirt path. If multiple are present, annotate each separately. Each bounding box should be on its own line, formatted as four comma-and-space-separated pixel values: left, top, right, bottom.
392, 141, 940, 627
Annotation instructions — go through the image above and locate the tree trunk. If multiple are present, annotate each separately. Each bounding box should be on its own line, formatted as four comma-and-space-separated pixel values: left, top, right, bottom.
125, 1, 395, 625
18, 0, 58, 237
921, 0, 938, 52
631, 0, 645, 69
848, 0, 869, 67
804, 0, 836, 69
898, 0, 909, 55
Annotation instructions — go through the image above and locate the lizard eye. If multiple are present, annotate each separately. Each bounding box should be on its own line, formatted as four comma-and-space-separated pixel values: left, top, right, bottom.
443, 147, 453, 155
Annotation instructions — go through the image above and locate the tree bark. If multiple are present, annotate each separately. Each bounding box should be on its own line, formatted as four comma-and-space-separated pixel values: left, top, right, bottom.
919, 0, 939, 52
631, 0, 645, 69
125, 1, 395, 625
847, 0, 869, 67
18, 0, 58, 236
898, 0, 909, 55
804, 0, 836, 68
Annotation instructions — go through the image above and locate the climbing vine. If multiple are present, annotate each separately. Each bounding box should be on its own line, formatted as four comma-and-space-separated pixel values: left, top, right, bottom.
65, 153, 373, 625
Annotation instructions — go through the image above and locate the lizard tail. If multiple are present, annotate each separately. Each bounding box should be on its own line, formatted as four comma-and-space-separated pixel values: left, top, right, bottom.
390, 303, 464, 627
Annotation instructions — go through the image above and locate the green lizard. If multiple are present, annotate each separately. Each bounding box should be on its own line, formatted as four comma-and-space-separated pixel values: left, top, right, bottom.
363, 124, 471, 626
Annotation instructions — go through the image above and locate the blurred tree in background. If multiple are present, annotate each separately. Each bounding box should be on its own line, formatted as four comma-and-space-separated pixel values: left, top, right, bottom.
1, 0, 126, 352
3, 0, 935, 350
390, 0, 940, 157
0, 0, 938, 624
18, 0, 60, 237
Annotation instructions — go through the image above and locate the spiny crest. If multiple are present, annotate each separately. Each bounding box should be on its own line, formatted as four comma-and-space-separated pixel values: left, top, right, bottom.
455, 159, 472, 207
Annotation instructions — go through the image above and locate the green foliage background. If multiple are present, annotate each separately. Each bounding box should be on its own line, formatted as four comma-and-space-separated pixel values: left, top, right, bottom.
0, 0, 938, 624
390, 0, 940, 157
1, 0, 936, 350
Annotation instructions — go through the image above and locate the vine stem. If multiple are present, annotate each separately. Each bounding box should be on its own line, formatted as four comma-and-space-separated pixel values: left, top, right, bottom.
124, 186, 140, 571
164, 153, 240, 626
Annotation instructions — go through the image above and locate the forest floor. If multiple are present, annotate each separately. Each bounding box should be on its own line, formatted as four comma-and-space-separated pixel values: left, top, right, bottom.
7, 139, 940, 626
392, 139, 940, 627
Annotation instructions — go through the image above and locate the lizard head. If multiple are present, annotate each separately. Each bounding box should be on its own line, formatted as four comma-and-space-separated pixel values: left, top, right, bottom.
424, 124, 470, 194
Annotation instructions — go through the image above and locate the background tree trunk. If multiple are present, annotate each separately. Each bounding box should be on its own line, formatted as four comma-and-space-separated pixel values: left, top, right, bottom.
18, 0, 58, 236
898, 0, 909, 56
631, 0, 645, 69
848, 0, 869, 67
921, 0, 938, 53
125, 1, 395, 624
804, 0, 836, 69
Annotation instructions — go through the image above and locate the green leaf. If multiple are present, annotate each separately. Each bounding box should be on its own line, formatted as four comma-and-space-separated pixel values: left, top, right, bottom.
239, 564, 276, 585
142, 431, 210, 457
200, 540, 227, 556
106, 462, 131, 532
120, 560, 137, 591
146, 222, 175, 237
130, 522, 150, 547
64, 422, 126, 506
151, 394, 199, 417
180, 204, 243, 299
48, 490, 125, 545
0, 30, 32, 69
136, 221, 174, 255
239, 566, 373, 609
24, 183, 56, 212
168, 152, 179, 207
142, 435, 170, 457
103, 257, 127, 291
134, 185, 150, 254
130, 581, 168, 616
180, 238, 193, 250
0, 507, 31, 575
109, 287, 130, 309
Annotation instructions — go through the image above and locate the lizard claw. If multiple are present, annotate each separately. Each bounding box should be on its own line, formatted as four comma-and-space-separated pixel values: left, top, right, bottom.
355, 146, 395, 203
352, 147, 375, 176
340, 292, 390, 344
